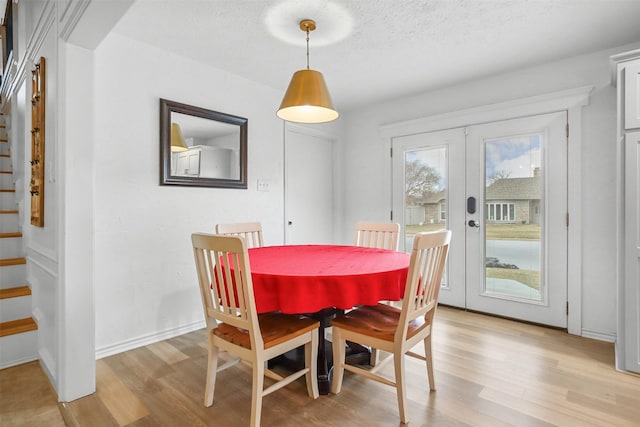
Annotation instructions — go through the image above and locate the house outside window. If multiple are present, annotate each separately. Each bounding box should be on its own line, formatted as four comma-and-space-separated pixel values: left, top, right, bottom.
486, 202, 515, 222
439, 202, 446, 222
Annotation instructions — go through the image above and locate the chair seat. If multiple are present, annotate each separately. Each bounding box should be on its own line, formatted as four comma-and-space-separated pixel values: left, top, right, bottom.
331, 303, 429, 342
214, 312, 319, 349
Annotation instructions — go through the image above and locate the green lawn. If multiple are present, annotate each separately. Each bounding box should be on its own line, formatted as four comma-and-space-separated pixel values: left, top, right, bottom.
405, 222, 540, 240
486, 267, 540, 291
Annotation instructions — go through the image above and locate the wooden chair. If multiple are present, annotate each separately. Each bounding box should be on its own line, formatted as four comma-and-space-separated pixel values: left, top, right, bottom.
353, 221, 401, 314
191, 233, 319, 427
331, 230, 451, 424
215, 222, 264, 248
354, 221, 400, 251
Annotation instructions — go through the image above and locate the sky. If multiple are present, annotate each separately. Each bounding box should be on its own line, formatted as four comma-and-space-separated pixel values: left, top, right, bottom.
405, 133, 541, 189
485, 134, 541, 181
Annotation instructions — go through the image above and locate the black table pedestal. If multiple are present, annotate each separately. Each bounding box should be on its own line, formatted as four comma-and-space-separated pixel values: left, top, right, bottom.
269, 308, 371, 395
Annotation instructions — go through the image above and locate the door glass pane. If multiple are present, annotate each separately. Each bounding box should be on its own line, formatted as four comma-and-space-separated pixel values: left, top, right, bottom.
404, 147, 447, 254
484, 135, 542, 301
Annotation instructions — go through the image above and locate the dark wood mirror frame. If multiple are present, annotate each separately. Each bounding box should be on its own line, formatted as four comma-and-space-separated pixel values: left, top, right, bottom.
159, 98, 248, 189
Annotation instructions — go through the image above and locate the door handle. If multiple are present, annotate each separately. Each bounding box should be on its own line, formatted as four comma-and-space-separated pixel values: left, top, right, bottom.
468, 219, 480, 228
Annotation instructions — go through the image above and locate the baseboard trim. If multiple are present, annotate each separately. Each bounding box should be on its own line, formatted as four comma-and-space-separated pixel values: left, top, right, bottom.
95, 320, 206, 360
581, 328, 616, 343
0, 353, 38, 369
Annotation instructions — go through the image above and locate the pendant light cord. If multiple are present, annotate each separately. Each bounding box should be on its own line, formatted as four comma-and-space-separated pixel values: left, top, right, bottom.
306, 27, 310, 70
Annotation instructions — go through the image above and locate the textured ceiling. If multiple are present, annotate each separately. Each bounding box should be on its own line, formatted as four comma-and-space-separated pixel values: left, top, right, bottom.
112, 0, 640, 111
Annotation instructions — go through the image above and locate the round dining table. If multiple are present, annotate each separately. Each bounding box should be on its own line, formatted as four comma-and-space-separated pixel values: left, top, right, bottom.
247, 244, 410, 394
248, 244, 409, 313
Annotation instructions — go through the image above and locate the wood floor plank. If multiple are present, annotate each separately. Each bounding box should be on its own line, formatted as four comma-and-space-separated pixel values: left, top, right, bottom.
95, 359, 150, 425
6, 307, 640, 426
0, 361, 65, 427
146, 340, 189, 365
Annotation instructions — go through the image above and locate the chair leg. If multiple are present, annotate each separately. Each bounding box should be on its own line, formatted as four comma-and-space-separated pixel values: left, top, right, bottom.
305, 330, 319, 398
204, 337, 219, 407
250, 360, 265, 427
330, 328, 346, 394
424, 334, 436, 391
370, 347, 380, 367
394, 354, 408, 424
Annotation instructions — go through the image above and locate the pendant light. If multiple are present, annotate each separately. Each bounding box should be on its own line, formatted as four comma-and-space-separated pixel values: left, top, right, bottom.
277, 19, 339, 123
170, 123, 188, 152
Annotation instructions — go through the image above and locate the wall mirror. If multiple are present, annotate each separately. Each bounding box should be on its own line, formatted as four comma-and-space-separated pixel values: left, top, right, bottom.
160, 98, 248, 188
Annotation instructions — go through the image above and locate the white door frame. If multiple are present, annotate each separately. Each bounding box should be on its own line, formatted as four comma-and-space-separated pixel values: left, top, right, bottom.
381, 86, 592, 335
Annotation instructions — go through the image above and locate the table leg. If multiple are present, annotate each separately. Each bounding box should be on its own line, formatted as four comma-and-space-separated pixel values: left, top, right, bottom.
309, 308, 340, 395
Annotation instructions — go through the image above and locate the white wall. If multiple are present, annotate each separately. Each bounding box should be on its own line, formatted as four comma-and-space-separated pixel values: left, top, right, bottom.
92, 33, 288, 355
16, 0, 62, 393
341, 41, 640, 339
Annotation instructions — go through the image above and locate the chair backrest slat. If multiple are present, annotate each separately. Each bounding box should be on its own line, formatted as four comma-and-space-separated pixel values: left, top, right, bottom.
397, 230, 451, 342
216, 222, 264, 248
354, 221, 400, 251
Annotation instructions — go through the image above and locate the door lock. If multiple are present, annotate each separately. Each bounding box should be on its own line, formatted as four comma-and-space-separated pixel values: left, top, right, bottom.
468, 219, 480, 228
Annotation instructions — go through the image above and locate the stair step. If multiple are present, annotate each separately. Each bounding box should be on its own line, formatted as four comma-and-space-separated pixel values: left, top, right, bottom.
0, 189, 15, 192
0, 286, 31, 299
0, 257, 26, 267
0, 232, 21, 238
0, 317, 37, 337
0, 171, 12, 174
0, 210, 18, 214
0, 154, 8, 158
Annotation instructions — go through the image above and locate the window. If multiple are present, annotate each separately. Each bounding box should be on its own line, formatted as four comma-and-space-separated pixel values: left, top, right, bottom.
486, 202, 515, 222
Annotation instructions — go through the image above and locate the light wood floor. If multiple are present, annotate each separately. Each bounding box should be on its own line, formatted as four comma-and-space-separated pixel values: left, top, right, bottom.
3, 306, 640, 426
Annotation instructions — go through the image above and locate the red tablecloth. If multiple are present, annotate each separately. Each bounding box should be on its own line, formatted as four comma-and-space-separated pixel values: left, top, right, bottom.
248, 245, 410, 314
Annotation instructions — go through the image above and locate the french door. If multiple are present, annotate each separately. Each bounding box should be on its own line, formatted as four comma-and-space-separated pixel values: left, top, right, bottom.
392, 112, 568, 327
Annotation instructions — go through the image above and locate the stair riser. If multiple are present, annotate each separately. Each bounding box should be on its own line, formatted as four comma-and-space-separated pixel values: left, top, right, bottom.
0, 192, 16, 210
0, 295, 31, 322
0, 213, 18, 232
0, 237, 24, 258
0, 330, 37, 369
0, 264, 26, 289
0, 173, 14, 187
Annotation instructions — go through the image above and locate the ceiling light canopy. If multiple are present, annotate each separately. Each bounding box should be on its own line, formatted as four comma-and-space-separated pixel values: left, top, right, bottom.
277, 19, 339, 124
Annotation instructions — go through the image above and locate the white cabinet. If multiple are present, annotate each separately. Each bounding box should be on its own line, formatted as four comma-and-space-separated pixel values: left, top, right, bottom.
172, 145, 234, 179
174, 150, 201, 176
612, 49, 640, 373
626, 62, 640, 129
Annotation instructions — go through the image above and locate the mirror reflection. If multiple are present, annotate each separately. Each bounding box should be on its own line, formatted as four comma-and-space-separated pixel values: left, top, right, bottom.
160, 99, 247, 189
170, 113, 241, 180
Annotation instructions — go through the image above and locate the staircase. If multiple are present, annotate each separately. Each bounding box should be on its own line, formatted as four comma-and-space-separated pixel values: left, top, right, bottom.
0, 117, 38, 369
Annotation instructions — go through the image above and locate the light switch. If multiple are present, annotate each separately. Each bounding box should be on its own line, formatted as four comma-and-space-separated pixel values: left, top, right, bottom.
257, 179, 270, 192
